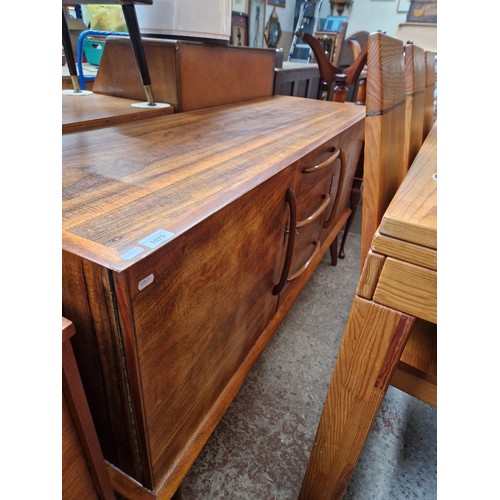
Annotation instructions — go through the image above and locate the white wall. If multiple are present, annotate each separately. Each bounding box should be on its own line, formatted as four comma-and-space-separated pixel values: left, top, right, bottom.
340, 0, 408, 37
265, 0, 408, 39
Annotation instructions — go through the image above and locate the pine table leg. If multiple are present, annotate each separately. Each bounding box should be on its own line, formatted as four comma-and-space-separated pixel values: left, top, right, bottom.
299, 296, 415, 499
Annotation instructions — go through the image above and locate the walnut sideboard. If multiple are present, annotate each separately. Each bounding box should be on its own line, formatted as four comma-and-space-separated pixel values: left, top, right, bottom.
62, 95, 364, 498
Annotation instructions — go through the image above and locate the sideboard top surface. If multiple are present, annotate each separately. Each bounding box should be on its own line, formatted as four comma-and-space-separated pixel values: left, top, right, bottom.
63, 95, 365, 271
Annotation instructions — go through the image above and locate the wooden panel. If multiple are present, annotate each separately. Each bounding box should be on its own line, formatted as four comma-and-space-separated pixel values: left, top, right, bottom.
62, 254, 147, 483
378, 123, 437, 249
403, 43, 426, 171
361, 32, 406, 264
93, 37, 277, 111
63, 395, 101, 500
62, 93, 173, 134
365, 33, 405, 116
62, 96, 365, 272
122, 168, 291, 487
176, 43, 275, 111
273, 62, 321, 99
299, 297, 415, 499
62, 319, 116, 500
93, 36, 178, 105
391, 318, 436, 407
391, 367, 436, 407
295, 142, 340, 222
423, 50, 437, 139
324, 118, 364, 236
372, 232, 437, 270
373, 257, 437, 323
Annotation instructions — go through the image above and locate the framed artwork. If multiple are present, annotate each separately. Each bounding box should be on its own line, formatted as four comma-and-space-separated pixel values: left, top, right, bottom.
267, 0, 285, 7
249, 0, 266, 48
406, 1, 437, 23
232, 0, 249, 14
397, 0, 411, 12
264, 7, 281, 48
231, 13, 249, 47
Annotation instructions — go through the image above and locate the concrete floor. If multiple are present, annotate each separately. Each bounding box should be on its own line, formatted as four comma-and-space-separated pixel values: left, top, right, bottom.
181, 211, 437, 499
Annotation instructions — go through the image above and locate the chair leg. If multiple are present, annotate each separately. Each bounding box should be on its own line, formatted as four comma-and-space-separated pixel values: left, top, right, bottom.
330, 236, 338, 266
338, 184, 362, 259
338, 204, 357, 259
338, 147, 364, 260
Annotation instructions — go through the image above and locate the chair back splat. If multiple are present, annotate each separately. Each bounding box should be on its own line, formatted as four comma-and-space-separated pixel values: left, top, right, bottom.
361, 32, 406, 264
423, 50, 437, 139
403, 42, 426, 172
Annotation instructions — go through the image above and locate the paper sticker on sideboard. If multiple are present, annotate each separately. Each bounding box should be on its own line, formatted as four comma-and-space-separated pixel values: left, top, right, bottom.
138, 274, 155, 291
121, 247, 145, 261
139, 229, 175, 249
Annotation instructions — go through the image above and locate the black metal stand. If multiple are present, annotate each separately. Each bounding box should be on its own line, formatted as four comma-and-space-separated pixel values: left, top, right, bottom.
62, 1, 161, 105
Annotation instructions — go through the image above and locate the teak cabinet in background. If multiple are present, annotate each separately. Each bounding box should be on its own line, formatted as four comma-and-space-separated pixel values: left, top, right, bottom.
62, 96, 364, 498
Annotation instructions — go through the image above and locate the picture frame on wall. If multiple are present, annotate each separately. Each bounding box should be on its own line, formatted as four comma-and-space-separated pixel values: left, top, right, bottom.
231, 13, 249, 47
232, 0, 249, 14
406, 1, 437, 23
267, 0, 285, 7
249, 0, 265, 48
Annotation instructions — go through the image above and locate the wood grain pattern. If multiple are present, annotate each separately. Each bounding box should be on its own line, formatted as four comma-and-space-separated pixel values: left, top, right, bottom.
63, 96, 365, 496
63, 96, 365, 272
299, 297, 414, 500
403, 43, 426, 171
356, 250, 386, 300
365, 33, 405, 116
378, 122, 437, 250
372, 232, 437, 270
93, 37, 277, 111
361, 32, 406, 265
391, 319, 437, 407
62, 93, 173, 134
62, 318, 116, 500
300, 118, 437, 497
423, 51, 437, 139
373, 257, 437, 323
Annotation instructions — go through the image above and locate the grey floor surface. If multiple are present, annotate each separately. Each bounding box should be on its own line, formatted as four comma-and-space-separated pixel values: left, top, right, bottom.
181, 211, 437, 499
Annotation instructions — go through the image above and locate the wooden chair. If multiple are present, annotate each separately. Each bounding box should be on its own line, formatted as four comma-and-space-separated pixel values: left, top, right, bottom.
301, 31, 367, 102
403, 42, 426, 172
299, 34, 436, 498
310, 21, 348, 69
338, 40, 428, 260
359, 33, 407, 264
423, 50, 437, 139
337, 30, 369, 70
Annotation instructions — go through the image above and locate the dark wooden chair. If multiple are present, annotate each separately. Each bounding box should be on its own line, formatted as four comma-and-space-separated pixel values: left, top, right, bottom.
309, 21, 348, 69
300, 30, 367, 102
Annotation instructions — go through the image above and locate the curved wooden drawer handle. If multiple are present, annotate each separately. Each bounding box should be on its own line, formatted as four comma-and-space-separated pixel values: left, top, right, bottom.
302, 147, 341, 174
297, 194, 331, 228
273, 188, 297, 295
287, 240, 321, 282
323, 148, 345, 227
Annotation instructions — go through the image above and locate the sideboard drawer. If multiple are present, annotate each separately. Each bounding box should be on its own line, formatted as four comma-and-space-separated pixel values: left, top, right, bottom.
295, 142, 341, 223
